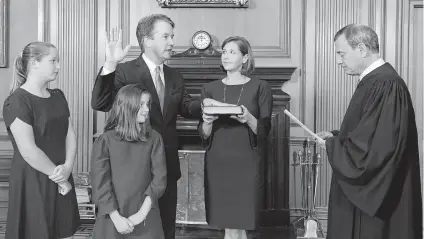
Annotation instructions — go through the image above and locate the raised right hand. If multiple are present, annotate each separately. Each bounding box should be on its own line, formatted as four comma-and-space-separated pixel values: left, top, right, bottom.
316, 131, 333, 140
105, 28, 131, 64
110, 211, 134, 234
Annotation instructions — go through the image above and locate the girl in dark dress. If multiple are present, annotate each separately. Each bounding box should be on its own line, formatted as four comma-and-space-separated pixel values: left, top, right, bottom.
2, 42, 80, 238
199, 37, 273, 239
91, 84, 167, 239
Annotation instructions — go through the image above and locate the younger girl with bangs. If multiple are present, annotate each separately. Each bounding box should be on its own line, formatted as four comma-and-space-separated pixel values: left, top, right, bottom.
91, 84, 167, 239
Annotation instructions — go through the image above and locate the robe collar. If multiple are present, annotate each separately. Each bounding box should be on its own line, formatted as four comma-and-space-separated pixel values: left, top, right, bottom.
359, 58, 385, 82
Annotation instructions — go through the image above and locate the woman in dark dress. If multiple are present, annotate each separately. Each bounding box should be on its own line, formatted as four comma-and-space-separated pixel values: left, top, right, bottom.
91, 84, 167, 239
199, 36, 273, 239
2, 42, 80, 238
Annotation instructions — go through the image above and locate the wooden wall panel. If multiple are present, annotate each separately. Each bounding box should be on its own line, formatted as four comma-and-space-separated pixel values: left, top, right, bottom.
0, 120, 12, 182
398, 0, 424, 163
392, 1, 424, 233
313, 0, 361, 208
0, 183, 8, 222
117, 0, 291, 60
48, 0, 97, 172
410, 0, 423, 201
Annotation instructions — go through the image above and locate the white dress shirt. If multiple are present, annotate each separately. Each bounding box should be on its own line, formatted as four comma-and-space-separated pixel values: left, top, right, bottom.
142, 54, 165, 89
359, 58, 386, 81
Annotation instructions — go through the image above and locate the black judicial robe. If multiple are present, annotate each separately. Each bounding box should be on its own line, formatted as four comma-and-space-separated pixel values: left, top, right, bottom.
325, 63, 422, 239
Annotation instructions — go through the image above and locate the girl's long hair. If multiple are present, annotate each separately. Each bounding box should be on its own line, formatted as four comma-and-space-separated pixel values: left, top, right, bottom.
10, 42, 56, 95
104, 84, 151, 141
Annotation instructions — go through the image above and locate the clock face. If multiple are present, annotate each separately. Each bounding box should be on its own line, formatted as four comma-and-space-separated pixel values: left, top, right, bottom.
192, 31, 211, 50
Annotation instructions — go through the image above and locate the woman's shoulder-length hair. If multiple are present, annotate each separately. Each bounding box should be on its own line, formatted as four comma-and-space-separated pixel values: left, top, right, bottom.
221, 36, 255, 76
103, 84, 152, 142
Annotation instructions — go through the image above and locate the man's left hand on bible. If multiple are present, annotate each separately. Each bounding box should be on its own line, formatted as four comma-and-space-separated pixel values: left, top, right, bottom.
202, 98, 235, 107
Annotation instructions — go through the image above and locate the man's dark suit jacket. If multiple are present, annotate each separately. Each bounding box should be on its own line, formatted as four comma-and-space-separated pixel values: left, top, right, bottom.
91, 55, 201, 180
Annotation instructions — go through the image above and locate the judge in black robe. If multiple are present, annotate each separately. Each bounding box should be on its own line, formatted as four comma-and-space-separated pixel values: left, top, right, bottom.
317, 24, 422, 239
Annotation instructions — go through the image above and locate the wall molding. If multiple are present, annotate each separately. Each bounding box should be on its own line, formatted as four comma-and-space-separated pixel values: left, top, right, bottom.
37, 0, 50, 41
298, 0, 307, 124
370, 0, 386, 59
124, 0, 291, 60
0, 118, 7, 141
0, 182, 8, 222
302, 0, 317, 133
0, 135, 7, 141
0, 151, 12, 159
119, 0, 130, 48
399, 0, 424, 81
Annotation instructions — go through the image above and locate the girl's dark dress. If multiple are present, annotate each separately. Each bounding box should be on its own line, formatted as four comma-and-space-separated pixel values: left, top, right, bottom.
2, 88, 80, 239
91, 129, 167, 239
199, 78, 273, 230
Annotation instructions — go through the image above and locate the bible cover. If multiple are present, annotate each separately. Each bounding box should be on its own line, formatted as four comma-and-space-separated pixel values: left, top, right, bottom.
203, 105, 243, 115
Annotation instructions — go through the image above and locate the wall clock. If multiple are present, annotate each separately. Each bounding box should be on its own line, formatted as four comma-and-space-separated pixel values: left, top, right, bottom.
171, 30, 221, 58
192, 30, 212, 50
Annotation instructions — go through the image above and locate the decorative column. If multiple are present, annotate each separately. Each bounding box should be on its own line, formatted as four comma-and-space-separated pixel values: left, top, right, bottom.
47, 0, 98, 172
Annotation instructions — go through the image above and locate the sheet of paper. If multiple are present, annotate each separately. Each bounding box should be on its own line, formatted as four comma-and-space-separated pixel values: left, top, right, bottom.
283, 109, 323, 141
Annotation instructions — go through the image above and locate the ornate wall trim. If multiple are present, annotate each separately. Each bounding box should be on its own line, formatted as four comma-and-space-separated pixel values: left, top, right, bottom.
124, 0, 291, 59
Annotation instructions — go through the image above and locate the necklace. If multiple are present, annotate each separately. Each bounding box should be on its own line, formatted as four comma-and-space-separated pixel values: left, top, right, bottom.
223, 78, 246, 105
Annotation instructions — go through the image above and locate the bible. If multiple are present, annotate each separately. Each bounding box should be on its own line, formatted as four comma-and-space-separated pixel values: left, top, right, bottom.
203, 105, 243, 116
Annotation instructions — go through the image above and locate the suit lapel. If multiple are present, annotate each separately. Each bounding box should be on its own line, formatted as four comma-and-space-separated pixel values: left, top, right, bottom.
163, 65, 174, 118
135, 56, 162, 116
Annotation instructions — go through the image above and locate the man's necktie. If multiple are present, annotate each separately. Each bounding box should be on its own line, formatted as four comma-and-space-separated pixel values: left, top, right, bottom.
155, 66, 165, 113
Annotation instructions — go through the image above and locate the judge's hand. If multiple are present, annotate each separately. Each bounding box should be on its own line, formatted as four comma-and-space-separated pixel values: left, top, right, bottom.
58, 181, 72, 196
49, 165, 71, 184
316, 131, 333, 140
315, 138, 326, 150
104, 28, 131, 65
230, 105, 254, 124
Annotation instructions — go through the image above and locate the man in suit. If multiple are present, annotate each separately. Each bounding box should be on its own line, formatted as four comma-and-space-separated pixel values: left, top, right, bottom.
91, 14, 206, 239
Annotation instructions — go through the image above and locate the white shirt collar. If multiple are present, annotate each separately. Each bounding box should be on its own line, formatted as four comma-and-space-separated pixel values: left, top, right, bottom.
142, 53, 165, 87
142, 53, 163, 73
359, 58, 385, 81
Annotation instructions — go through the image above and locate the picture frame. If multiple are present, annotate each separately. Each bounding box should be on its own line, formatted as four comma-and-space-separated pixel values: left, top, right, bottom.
0, 0, 8, 68
157, 0, 249, 8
